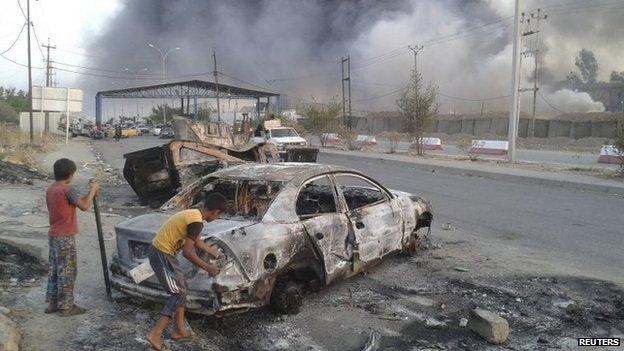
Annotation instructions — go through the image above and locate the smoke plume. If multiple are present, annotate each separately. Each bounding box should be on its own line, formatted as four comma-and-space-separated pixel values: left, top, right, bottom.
72, 0, 623, 116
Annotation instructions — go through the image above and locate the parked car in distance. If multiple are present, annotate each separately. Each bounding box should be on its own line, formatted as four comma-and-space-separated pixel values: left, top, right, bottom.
152, 124, 164, 136
159, 127, 175, 139
137, 125, 150, 134
109, 163, 433, 316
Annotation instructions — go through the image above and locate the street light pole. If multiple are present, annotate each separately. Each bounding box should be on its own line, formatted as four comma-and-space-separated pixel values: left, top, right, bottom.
124, 67, 148, 118
148, 44, 180, 125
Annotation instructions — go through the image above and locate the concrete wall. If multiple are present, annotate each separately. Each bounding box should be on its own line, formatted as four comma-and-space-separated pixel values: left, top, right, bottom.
358, 112, 620, 139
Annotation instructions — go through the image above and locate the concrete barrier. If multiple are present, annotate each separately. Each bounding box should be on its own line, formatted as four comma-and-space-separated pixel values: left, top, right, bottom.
413, 137, 443, 151
469, 140, 509, 156
597, 145, 624, 164
356, 134, 377, 146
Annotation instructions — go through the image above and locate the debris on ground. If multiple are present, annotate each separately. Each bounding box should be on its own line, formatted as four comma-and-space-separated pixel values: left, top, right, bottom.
467, 308, 510, 344
0, 312, 21, 351
0, 241, 47, 284
0, 160, 47, 185
360, 330, 381, 351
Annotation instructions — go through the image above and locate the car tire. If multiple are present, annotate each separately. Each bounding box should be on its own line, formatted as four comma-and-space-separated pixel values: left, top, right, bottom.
270, 278, 302, 314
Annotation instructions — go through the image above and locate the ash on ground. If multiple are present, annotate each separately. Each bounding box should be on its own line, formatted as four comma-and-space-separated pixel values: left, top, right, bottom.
0, 160, 47, 185
68, 253, 624, 351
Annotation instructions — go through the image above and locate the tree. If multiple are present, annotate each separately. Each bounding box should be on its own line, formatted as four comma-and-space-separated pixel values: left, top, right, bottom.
609, 71, 624, 82
574, 49, 598, 84
0, 100, 18, 123
396, 71, 438, 156
565, 71, 583, 88
299, 100, 341, 147
148, 104, 180, 124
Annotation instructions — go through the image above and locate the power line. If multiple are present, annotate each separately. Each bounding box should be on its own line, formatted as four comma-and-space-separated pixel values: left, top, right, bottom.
538, 90, 569, 114
0, 23, 26, 55
30, 23, 46, 60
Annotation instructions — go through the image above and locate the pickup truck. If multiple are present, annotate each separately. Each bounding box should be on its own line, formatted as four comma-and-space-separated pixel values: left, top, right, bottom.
253, 120, 317, 162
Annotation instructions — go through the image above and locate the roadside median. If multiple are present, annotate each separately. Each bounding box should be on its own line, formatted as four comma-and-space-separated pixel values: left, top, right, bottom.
319, 148, 624, 196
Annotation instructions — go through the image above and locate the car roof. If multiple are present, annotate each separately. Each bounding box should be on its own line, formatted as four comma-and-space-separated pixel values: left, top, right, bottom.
209, 163, 354, 183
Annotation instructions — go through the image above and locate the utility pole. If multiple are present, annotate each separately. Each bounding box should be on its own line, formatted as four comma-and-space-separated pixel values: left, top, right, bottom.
213, 50, 221, 123
347, 54, 351, 128
27, 0, 34, 142
507, 0, 521, 163
341, 57, 346, 122
42, 38, 56, 87
408, 44, 424, 74
526, 9, 547, 137
341, 56, 351, 128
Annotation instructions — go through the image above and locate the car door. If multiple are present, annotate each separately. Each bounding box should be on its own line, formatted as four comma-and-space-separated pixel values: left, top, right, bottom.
296, 175, 352, 284
334, 173, 403, 264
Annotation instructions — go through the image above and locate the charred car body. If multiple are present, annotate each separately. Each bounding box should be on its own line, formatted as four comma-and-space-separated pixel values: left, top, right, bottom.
110, 163, 433, 315
123, 140, 279, 207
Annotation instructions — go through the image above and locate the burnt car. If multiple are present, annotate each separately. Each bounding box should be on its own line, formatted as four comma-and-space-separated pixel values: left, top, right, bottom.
109, 163, 433, 315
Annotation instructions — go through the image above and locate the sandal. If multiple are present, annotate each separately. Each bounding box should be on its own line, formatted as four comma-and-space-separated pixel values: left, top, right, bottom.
60, 305, 87, 317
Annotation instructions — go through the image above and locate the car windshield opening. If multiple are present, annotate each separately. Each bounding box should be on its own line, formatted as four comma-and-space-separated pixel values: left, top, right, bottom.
271, 128, 298, 137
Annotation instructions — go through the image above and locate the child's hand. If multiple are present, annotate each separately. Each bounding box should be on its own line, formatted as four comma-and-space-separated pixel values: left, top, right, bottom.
204, 264, 220, 277
89, 180, 100, 194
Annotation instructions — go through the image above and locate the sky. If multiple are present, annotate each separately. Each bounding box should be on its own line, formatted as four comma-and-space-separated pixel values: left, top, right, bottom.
1, 0, 623, 118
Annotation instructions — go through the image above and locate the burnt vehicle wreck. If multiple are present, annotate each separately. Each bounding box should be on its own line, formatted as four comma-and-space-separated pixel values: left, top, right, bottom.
123, 140, 279, 207
110, 163, 433, 315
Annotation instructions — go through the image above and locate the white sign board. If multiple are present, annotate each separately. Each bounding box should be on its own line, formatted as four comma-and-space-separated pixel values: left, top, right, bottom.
31, 86, 83, 112
19, 112, 63, 135
414, 137, 443, 150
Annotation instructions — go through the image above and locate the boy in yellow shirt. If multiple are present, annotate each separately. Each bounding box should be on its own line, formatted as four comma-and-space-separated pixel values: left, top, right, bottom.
146, 192, 225, 350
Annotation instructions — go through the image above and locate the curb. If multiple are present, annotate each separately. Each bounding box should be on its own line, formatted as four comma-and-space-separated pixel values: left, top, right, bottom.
319, 149, 624, 196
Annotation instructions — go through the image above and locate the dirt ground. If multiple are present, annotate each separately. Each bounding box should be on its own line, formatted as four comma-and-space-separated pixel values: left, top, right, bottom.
0, 137, 622, 351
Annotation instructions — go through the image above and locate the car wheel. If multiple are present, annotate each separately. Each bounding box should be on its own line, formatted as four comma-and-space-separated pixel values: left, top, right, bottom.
270, 278, 302, 314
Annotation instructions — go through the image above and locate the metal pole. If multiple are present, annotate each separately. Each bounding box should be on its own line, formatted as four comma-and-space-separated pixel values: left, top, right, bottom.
161, 56, 166, 126
213, 50, 221, 123
341, 57, 346, 122
507, 0, 522, 163
65, 88, 70, 144
27, 0, 34, 143
347, 55, 352, 129
93, 194, 112, 301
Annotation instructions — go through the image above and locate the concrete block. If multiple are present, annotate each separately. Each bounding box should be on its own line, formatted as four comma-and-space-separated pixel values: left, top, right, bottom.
571, 122, 591, 139
533, 119, 549, 138
474, 119, 491, 136
449, 120, 462, 134
590, 121, 617, 138
461, 119, 474, 135
491, 118, 509, 136
547, 120, 572, 138
467, 308, 509, 344
437, 120, 450, 134
518, 118, 529, 138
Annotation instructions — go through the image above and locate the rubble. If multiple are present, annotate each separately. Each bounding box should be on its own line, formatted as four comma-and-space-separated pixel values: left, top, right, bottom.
467, 308, 510, 344
0, 160, 47, 185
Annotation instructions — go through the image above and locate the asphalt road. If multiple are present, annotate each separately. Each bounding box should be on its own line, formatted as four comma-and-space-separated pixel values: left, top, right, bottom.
317, 152, 624, 281
95, 135, 624, 281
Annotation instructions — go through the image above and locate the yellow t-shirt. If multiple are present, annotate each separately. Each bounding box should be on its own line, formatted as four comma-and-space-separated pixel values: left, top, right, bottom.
152, 209, 203, 256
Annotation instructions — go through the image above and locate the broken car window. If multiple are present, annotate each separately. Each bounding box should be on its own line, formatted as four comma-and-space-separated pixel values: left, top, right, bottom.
335, 175, 385, 211
296, 176, 337, 217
